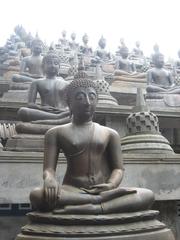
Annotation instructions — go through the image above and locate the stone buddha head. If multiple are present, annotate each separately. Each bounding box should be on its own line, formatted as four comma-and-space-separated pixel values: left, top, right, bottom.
119, 46, 129, 59
153, 53, 164, 68
42, 51, 60, 77
31, 39, 43, 55
98, 36, 106, 49
82, 34, 89, 45
71, 32, 76, 41
66, 78, 98, 121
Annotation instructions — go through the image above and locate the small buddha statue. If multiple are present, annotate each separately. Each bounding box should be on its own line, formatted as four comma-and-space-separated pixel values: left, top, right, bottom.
115, 46, 136, 73
80, 33, 93, 56
12, 38, 44, 83
150, 43, 161, 65
116, 38, 126, 56
16, 51, 70, 134
114, 46, 146, 80
95, 36, 111, 62
30, 78, 154, 214
69, 32, 79, 51
146, 53, 180, 95
58, 30, 70, 51
132, 41, 144, 58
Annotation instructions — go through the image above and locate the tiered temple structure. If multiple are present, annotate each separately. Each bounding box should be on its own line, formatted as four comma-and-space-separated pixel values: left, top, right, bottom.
0, 26, 180, 239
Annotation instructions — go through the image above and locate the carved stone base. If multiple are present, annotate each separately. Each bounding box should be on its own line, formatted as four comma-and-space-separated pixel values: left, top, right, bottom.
121, 133, 174, 154
16, 210, 174, 240
146, 94, 180, 107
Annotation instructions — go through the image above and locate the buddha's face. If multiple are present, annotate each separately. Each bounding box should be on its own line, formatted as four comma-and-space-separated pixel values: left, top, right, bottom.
32, 42, 43, 54
43, 56, 59, 76
69, 87, 97, 121
83, 35, 88, 45
62, 31, 66, 38
71, 33, 76, 41
120, 48, 129, 58
155, 55, 164, 68
99, 39, 106, 49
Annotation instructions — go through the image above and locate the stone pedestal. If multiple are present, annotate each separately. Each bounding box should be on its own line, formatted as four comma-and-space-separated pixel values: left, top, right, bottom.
16, 210, 174, 240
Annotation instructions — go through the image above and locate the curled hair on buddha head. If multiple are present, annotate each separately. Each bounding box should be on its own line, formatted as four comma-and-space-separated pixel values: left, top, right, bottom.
66, 77, 98, 105
42, 50, 60, 66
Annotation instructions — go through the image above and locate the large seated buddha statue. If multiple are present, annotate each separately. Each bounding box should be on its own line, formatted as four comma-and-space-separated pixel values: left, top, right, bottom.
114, 46, 146, 82
30, 79, 154, 213
16, 78, 174, 240
12, 38, 44, 84
146, 53, 180, 100
16, 51, 71, 135
15, 78, 175, 240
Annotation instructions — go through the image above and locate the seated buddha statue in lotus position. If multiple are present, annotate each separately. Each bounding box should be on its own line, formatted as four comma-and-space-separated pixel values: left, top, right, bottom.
16, 51, 71, 135
30, 78, 154, 214
12, 38, 44, 83
114, 46, 146, 81
146, 53, 180, 95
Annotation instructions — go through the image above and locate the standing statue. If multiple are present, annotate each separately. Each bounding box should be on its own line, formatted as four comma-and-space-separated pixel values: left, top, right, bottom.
16, 51, 70, 134
146, 53, 180, 95
12, 38, 44, 83
30, 78, 154, 213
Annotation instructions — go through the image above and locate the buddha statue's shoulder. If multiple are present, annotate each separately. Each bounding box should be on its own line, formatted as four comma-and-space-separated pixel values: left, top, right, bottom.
55, 77, 70, 88
94, 122, 120, 138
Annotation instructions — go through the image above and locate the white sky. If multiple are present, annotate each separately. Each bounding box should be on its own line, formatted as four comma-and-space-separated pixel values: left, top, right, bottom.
0, 0, 180, 59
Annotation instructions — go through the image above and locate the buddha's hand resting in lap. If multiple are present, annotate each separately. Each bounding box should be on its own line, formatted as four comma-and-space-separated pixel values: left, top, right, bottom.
44, 175, 59, 208
81, 183, 114, 194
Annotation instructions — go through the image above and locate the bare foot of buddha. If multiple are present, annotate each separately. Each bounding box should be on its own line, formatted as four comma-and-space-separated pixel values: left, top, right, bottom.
53, 204, 102, 214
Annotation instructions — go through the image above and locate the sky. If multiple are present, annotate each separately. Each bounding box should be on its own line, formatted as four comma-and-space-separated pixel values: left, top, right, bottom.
0, 0, 180, 59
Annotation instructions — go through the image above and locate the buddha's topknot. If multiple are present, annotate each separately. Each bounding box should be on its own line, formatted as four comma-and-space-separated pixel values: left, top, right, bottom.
66, 78, 98, 104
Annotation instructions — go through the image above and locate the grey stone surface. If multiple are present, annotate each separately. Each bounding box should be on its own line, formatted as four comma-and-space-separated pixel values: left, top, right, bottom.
0, 216, 27, 240
0, 151, 180, 203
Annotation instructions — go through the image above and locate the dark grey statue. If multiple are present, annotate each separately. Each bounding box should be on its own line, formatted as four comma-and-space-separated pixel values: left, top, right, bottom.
146, 53, 180, 94
30, 78, 154, 213
16, 51, 70, 134
95, 36, 111, 62
12, 38, 44, 83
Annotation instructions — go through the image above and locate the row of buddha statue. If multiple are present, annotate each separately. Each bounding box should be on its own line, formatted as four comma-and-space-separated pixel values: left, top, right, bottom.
0, 26, 175, 239
1, 25, 180, 107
